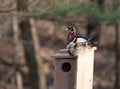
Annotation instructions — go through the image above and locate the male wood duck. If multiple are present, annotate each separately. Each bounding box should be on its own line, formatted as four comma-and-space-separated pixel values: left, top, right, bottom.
65, 25, 97, 56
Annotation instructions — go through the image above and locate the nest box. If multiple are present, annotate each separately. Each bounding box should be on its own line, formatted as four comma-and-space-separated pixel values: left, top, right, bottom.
52, 47, 96, 89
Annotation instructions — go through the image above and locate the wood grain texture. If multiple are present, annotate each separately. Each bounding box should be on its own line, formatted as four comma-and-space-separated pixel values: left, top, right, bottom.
54, 58, 77, 89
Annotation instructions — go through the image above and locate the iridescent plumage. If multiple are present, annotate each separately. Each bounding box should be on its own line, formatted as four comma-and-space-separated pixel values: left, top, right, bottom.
65, 25, 97, 56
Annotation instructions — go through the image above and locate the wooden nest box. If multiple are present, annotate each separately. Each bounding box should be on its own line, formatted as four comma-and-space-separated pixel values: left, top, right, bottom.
52, 47, 97, 89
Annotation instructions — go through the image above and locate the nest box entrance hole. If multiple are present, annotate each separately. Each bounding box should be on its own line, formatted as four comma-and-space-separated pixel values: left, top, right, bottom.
62, 62, 71, 72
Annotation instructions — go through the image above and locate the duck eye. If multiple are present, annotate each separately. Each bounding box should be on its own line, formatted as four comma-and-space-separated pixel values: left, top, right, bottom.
70, 28, 74, 32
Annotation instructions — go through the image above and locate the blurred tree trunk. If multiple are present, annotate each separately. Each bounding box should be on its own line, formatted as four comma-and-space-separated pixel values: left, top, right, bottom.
86, 0, 104, 45
115, 23, 120, 89
19, 18, 40, 89
30, 18, 47, 89
16, 71, 23, 89
113, 1, 120, 88
16, 0, 46, 89
13, 13, 23, 89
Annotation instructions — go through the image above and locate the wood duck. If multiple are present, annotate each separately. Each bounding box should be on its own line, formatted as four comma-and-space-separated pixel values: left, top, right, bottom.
65, 25, 97, 56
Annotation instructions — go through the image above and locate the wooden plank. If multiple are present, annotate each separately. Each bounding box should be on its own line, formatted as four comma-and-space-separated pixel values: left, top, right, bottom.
52, 53, 77, 59
52, 47, 96, 59
54, 59, 77, 89
76, 49, 95, 89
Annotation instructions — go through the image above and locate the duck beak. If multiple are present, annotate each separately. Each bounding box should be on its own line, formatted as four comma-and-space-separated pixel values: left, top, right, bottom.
64, 27, 69, 31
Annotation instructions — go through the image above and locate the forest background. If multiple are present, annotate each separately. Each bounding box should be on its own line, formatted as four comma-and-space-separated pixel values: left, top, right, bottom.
0, 0, 119, 89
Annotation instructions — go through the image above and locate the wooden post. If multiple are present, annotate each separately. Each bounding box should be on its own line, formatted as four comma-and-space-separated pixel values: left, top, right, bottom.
76, 47, 96, 89
52, 47, 96, 89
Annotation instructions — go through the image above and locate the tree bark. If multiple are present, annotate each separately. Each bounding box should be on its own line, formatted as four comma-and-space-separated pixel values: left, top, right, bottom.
16, 0, 41, 89
19, 17, 40, 89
